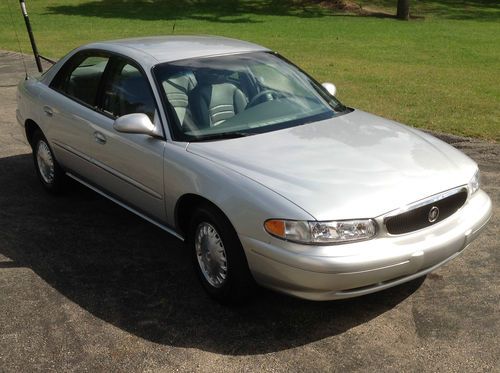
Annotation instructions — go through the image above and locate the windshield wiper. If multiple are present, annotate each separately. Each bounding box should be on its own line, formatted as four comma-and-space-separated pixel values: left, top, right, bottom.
189, 131, 254, 142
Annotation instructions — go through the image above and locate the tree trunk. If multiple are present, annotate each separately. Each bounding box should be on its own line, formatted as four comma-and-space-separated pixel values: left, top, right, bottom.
396, 0, 410, 20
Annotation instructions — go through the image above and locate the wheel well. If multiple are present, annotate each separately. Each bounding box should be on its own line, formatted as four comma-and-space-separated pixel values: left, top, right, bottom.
25, 119, 41, 147
175, 194, 224, 236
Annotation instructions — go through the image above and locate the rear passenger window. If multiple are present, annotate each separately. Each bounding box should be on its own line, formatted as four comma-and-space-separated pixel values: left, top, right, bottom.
52, 55, 110, 107
102, 62, 156, 121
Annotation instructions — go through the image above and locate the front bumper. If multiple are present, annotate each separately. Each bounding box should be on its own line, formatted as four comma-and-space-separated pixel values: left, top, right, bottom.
241, 189, 492, 301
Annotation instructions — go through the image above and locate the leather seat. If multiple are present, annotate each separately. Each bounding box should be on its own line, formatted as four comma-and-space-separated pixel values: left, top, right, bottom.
189, 79, 248, 128
162, 72, 196, 126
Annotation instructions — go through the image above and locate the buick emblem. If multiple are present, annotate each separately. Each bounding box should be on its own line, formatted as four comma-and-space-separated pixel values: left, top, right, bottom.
428, 206, 440, 223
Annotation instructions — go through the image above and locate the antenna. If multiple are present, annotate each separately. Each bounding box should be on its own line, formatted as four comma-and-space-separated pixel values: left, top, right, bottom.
6, 0, 29, 79
19, 0, 43, 72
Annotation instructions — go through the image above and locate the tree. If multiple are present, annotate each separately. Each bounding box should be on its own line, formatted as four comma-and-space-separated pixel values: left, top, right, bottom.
397, 0, 410, 20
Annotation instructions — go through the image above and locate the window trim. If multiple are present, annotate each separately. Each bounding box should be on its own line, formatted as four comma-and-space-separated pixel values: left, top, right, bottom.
48, 48, 166, 140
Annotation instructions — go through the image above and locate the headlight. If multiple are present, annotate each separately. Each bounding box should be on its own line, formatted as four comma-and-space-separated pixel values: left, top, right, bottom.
264, 219, 377, 244
468, 169, 480, 194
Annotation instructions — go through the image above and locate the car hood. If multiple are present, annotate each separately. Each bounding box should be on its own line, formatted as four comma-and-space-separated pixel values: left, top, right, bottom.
187, 110, 476, 220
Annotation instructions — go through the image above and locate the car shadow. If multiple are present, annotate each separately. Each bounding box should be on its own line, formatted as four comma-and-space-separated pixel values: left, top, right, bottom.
0, 153, 424, 355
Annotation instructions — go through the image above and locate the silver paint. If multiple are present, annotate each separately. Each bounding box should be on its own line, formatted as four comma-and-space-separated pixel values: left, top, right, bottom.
321, 82, 337, 97
113, 113, 162, 137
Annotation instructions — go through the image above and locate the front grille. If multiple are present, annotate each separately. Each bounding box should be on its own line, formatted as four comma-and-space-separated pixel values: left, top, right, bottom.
385, 189, 468, 235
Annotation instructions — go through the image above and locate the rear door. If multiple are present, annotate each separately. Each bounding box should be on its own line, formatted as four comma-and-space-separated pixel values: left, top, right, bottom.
41, 51, 111, 180
84, 56, 167, 223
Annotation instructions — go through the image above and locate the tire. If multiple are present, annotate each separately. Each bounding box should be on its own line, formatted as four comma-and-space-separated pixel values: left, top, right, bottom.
188, 204, 256, 304
32, 130, 65, 194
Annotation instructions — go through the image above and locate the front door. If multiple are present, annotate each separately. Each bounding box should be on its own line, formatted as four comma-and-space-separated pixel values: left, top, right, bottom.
86, 57, 166, 223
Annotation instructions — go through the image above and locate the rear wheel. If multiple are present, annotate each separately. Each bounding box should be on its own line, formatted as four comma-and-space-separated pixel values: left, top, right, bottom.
32, 130, 65, 194
189, 204, 256, 304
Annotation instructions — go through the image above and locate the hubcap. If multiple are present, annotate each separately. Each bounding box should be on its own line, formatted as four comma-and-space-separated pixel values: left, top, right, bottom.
36, 140, 55, 184
195, 222, 228, 288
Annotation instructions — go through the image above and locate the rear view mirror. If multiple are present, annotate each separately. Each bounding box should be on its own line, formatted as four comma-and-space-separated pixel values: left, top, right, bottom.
113, 113, 161, 137
322, 82, 337, 97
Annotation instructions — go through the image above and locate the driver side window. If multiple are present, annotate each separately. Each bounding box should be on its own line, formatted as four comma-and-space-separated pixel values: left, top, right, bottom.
102, 61, 156, 121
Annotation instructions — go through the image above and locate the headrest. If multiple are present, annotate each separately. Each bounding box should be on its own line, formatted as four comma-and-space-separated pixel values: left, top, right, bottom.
195, 68, 232, 85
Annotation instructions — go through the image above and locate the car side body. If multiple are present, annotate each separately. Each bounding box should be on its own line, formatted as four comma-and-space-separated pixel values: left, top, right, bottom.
17, 36, 492, 301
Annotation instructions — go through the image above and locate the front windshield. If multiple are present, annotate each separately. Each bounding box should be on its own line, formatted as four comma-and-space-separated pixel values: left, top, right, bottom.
154, 52, 348, 141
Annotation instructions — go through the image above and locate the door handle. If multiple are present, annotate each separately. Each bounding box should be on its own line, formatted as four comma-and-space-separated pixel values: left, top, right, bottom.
43, 106, 53, 117
94, 131, 107, 144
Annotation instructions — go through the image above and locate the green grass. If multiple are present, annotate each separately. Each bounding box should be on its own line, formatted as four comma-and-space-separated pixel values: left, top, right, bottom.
1, 0, 499, 141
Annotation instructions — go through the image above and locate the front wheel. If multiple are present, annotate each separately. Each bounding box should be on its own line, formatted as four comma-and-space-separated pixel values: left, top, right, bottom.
189, 204, 256, 304
32, 130, 65, 194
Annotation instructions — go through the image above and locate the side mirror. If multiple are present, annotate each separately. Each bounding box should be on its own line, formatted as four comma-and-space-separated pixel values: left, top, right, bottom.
322, 82, 337, 97
113, 113, 161, 137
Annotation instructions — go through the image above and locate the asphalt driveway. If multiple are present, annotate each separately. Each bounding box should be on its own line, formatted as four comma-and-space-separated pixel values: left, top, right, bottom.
0, 50, 498, 372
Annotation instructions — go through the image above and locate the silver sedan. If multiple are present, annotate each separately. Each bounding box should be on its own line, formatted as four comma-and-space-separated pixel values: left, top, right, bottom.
17, 36, 492, 302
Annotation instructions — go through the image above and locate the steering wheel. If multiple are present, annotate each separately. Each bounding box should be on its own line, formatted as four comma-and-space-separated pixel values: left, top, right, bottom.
247, 90, 285, 108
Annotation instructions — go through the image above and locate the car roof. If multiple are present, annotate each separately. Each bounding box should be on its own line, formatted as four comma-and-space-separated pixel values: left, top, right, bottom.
85, 35, 270, 65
